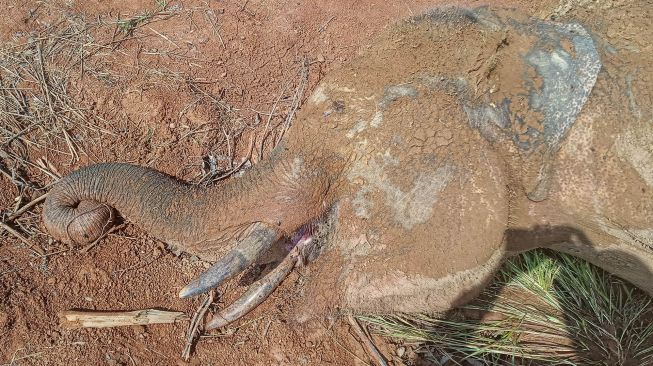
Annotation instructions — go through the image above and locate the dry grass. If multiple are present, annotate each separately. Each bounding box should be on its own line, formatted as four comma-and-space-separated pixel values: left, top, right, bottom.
0, 2, 309, 257
0, 4, 182, 255
0, 16, 102, 256
116, 0, 171, 35
0, 18, 96, 165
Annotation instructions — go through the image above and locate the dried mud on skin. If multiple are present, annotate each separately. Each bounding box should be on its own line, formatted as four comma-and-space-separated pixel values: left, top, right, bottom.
0, 0, 620, 365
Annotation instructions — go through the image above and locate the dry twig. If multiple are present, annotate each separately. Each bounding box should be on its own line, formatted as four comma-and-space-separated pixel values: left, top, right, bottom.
80, 223, 126, 253
182, 291, 215, 360
4, 193, 48, 222
274, 57, 310, 147
59, 309, 189, 329
348, 315, 389, 366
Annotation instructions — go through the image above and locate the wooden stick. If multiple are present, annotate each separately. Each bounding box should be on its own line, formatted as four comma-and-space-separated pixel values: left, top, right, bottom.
348, 315, 389, 366
59, 309, 189, 329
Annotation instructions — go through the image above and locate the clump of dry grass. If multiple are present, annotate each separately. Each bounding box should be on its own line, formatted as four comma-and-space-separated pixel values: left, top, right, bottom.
0, 6, 171, 254
0, 1, 183, 177
0, 16, 104, 255
0, 17, 108, 171
361, 250, 653, 365
116, 0, 170, 35
0, 2, 310, 257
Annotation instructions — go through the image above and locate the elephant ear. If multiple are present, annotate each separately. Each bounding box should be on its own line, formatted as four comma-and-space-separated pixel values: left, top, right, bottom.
424, 7, 602, 201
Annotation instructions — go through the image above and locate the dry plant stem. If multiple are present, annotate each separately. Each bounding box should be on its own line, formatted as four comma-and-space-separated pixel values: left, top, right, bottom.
4, 151, 61, 181
182, 291, 214, 361
210, 132, 256, 183
259, 77, 293, 159
0, 221, 45, 256
203, 10, 226, 49
0, 166, 21, 187
275, 58, 309, 147
348, 315, 389, 366
59, 309, 189, 329
35, 157, 62, 179
5, 193, 48, 222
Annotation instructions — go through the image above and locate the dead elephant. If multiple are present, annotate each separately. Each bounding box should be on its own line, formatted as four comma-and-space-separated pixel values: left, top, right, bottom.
43, 6, 653, 329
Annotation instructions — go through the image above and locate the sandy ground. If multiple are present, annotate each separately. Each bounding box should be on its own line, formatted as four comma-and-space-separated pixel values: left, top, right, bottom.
0, 0, 584, 365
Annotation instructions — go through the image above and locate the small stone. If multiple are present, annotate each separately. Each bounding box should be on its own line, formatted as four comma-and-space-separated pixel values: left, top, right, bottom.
152, 246, 163, 258
396, 346, 406, 358
317, 54, 325, 63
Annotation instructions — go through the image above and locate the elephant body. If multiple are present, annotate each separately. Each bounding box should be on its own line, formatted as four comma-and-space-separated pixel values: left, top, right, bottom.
44, 5, 653, 317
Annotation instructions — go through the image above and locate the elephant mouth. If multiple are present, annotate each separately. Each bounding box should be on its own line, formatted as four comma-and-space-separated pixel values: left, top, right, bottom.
179, 214, 332, 330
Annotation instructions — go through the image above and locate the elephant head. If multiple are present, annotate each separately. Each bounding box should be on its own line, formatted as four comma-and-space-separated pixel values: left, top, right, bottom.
43, 5, 653, 329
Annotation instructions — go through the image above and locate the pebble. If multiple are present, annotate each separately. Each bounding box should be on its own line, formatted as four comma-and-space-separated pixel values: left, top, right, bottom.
152, 246, 163, 258
396, 346, 406, 358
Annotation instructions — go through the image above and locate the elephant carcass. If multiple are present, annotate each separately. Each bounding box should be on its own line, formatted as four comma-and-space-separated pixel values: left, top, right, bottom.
43, 6, 653, 328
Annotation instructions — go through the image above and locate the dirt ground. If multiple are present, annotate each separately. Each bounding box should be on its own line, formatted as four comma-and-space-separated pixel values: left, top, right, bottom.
0, 0, 586, 365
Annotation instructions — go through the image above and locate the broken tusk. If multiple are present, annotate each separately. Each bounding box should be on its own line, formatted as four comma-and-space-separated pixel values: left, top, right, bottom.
178, 222, 281, 298
205, 248, 299, 330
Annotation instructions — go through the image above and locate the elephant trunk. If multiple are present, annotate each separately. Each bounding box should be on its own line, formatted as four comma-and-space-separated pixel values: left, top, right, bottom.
44, 163, 215, 248
43, 151, 334, 260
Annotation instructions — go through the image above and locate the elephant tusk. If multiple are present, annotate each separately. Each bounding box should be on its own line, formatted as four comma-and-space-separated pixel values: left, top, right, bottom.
205, 247, 299, 330
178, 222, 281, 298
